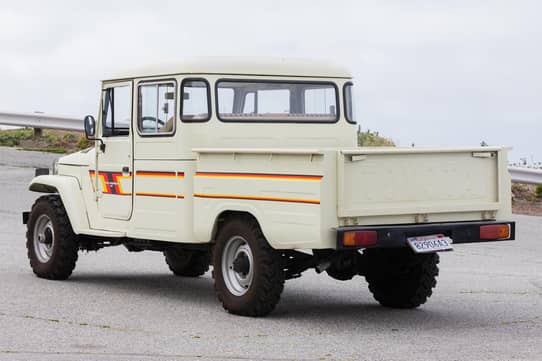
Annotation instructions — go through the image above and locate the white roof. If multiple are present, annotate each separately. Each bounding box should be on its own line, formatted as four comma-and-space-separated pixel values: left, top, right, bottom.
107, 57, 352, 80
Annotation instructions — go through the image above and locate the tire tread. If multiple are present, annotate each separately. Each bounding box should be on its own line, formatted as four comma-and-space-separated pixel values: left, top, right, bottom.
26, 195, 78, 280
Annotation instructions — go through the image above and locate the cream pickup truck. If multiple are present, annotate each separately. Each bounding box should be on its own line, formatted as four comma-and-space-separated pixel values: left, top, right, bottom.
23, 58, 515, 317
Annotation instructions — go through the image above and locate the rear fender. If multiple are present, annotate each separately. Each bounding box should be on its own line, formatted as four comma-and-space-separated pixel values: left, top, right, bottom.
29, 175, 89, 234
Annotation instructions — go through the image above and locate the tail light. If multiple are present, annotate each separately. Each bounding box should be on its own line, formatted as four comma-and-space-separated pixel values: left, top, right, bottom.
480, 224, 510, 240
343, 230, 378, 247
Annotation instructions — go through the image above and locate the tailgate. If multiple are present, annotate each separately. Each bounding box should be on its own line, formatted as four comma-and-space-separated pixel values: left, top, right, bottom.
337, 147, 507, 218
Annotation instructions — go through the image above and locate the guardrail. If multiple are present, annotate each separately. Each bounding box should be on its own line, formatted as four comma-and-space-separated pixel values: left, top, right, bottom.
2, 110, 542, 185
508, 167, 542, 185
0, 111, 82, 132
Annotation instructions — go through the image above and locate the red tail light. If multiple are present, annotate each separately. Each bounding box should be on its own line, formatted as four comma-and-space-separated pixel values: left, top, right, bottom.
480, 224, 510, 240
343, 230, 378, 247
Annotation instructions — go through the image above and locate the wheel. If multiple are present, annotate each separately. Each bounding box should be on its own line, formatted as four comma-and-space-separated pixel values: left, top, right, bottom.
164, 248, 210, 277
213, 216, 285, 317
26, 195, 78, 280
325, 250, 361, 281
362, 247, 439, 308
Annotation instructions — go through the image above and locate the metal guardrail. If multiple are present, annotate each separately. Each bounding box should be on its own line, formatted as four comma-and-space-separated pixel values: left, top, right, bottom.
508, 167, 542, 185
0, 111, 82, 131
2, 110, 541, 185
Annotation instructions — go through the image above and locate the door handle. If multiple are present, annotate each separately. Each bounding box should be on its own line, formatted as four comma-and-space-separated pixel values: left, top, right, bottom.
122, 166, 130, 176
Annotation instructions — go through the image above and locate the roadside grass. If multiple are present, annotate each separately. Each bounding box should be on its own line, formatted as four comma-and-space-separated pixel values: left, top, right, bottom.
0, 128, 90, 153
0, 128, 33, 146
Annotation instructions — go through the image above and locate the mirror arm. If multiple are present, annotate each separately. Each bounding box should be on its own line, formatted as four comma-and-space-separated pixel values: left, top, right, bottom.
86, 136, 106, 152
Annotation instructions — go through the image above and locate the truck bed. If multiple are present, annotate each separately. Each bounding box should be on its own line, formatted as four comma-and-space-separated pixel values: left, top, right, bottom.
193, 146, 512, 249
338, 146, 511, 221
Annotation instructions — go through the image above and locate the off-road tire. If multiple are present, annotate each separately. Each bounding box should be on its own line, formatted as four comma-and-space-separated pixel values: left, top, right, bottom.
213, 216, 285, 317
326, 265, 356, 281
325, 251, 361, 281
164, 248, 210, 277
362, 247, 439, 308
26, 195, 78, 280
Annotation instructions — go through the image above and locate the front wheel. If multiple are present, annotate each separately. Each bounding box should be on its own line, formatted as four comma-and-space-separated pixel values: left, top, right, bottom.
362, 248, 439, 308
26, 195, 79, 280
213, 216, 285, 317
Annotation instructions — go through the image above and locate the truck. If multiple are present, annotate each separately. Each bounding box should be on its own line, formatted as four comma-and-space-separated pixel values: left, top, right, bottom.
23, 58, 515, 317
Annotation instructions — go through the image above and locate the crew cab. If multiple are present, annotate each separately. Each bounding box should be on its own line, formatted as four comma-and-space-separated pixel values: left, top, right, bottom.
23, 58, 515, 316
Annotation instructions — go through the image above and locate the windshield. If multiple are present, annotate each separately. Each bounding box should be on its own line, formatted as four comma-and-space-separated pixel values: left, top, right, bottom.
216, 80, 338, 122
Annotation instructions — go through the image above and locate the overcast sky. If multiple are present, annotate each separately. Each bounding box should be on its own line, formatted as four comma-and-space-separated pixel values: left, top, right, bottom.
0, 0, 540, 161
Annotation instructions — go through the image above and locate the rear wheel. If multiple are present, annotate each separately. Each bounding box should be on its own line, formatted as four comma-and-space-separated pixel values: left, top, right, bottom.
164, 248, 210, 277
213, 216, 285, 317
26, 195, 78, 280
362, 247, 439, 308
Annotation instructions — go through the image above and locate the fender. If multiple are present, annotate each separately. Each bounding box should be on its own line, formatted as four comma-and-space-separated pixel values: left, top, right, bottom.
193, 199, 321, 249
29, 175, 90, 235
194, 200, 270, 245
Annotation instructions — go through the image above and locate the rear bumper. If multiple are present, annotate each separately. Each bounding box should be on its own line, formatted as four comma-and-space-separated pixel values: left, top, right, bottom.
336, 220, 515, 250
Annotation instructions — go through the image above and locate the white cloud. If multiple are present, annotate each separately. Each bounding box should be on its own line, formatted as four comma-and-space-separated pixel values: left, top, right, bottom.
0, 0, 540, 160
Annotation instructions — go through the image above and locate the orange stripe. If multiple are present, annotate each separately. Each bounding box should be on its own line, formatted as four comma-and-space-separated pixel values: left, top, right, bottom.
136, 172, 177, 177
195, 172, 322, 181
136, 192, 178, 198
194, 193, 320, 205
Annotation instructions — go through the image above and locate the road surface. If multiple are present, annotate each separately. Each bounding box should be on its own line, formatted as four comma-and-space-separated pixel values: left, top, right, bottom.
0, 147, 541, 361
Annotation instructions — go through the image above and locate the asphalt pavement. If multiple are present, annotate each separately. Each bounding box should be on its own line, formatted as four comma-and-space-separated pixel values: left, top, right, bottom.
0, 146, 541, 361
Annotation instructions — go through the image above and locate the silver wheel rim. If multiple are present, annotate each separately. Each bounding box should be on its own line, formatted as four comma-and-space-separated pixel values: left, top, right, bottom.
222, 236, 254, 296
33, 214, 55, 263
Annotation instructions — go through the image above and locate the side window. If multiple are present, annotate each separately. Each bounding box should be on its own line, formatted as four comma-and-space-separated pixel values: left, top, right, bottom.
181, 79, 210, 122
102, 86, 131, 137
138, 82, 176, 135
343, 83, 355, 124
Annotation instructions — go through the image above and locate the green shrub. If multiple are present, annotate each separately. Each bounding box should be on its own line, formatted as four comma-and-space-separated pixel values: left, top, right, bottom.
0, 128, 34, 146
358, 128, 395, 147
536, 185, 542, 198
76, 135, 92, 150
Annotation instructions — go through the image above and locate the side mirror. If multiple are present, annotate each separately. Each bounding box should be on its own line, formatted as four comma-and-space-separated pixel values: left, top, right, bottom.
83, 115, 105, 152
84, 115, 96, 137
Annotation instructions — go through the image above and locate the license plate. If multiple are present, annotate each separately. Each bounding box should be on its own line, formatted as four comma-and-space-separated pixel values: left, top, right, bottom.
407, 234, 453, 253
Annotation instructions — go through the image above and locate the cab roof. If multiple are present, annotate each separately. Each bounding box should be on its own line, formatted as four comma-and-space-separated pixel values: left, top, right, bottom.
106, 57, 352, 81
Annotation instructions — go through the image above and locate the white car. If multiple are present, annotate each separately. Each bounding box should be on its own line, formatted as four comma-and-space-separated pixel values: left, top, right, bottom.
23, 58, 515, 317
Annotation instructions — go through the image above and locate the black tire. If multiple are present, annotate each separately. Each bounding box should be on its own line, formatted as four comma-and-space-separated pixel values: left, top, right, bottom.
325, 251, 361, 281
26, 195, 78, 280
164, 248, 210, 277
362, 247, 439, 308
326, 265, 356, 281
213, 216, 285, 317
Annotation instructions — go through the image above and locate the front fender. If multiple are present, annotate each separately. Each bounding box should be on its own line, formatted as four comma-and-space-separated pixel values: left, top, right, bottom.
29, 175, 89, 234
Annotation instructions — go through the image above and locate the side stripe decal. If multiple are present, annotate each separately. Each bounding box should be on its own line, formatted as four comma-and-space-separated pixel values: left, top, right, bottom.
89, 170, 131, 195
194, 193, 320, 205
195, 172, 322, 181
89, 170, 184, 198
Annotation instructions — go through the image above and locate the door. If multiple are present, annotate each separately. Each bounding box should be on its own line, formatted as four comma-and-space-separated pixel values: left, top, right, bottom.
93, 81, 134, 220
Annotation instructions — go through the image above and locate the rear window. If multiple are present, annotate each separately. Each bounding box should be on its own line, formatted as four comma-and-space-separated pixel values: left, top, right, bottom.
216, 80, 339, 122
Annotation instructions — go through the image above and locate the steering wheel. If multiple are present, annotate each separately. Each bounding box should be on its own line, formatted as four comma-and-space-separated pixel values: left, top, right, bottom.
141, 116, 165, 126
